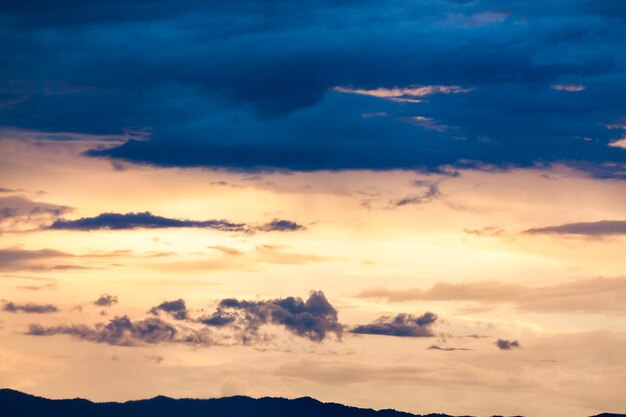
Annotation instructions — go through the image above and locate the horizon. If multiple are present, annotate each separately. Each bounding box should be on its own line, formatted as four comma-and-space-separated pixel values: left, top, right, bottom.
1, 1, 625, 417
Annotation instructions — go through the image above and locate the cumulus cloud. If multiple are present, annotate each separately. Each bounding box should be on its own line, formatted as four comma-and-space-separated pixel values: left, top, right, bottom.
525, 220, 626, 236
2, 301, 58, 314
26, 291, 343, 347
150, 299, 189, 320
351, 312, 438, 337
496, 339, 520, 350
201, 291, 343, 342
93, 294, 118, 307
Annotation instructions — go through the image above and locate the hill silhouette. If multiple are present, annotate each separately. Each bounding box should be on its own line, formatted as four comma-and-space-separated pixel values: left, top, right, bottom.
0, 388, 623, 417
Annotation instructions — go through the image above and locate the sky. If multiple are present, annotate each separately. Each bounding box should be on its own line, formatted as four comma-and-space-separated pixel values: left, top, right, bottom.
0, 1, 625, 416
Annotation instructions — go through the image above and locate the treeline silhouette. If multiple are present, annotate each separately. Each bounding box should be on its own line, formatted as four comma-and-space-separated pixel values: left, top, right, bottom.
0, 388, 622, 417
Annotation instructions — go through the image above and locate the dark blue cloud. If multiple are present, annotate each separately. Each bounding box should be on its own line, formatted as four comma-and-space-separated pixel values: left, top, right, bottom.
47, 212, 305, 233
1, 0, 625, 174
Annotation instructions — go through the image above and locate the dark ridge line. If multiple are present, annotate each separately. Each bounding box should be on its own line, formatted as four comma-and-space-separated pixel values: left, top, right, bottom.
2, 388, 622, 417
0, 388, 505, 417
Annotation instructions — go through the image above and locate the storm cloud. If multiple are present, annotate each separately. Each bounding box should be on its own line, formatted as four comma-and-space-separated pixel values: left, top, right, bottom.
1, 0, 625, 175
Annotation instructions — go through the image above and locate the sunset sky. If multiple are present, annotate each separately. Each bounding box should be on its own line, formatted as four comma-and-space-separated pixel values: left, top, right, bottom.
1, 1, 626, 416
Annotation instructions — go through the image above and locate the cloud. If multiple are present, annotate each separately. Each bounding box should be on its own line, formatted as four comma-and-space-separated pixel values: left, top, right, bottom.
389, 180, 441, 207
403, 116, 449, 132
609, 138, 626, 149
427, 345, 473, 352
26, 315, 208, 347
496, 339, 520, 350
0, 248, 83, 271
0, 195, 71, 232
93, 294, 118, 307
202, 291, 343, 342
2, 301, 58, 314
0, 247, 143, 271
257, 219, 306, 232
332, 85, 471, 99
351, 312, 438, 337
1, 0, 625, 175
525, 220, 626, 236
47, 212, 306, 234
150, 299, 189, 320
26, 291, 342, 346
49, 212, 246, 232
356, 276, 626, 315
159, 245, 334, 273
551, 84, 585, 92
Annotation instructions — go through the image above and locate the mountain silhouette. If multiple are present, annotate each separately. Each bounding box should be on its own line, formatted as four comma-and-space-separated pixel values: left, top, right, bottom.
0, 388, 623, 417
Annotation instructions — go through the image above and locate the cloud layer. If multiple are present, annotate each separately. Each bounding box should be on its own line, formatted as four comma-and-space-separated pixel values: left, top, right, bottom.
357, 277, 626, 315
1, 0, 625, 174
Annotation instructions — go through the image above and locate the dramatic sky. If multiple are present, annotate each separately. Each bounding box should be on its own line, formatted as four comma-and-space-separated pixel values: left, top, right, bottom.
1, 1, 625, 416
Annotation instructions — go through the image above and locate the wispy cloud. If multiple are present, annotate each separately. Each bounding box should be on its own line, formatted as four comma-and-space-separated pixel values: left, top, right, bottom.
27, 316, 207, 347
403, 116, 449, 132
356, 277, 626, 315
0, 195, 71, 232
551, 84, 585, 92
525, 220, 626, 236
2, 301, 58, 314
332, 85, 471, 100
